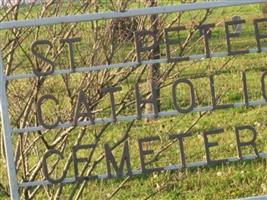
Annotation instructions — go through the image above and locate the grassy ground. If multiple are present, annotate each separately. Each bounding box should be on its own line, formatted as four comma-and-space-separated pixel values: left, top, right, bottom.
1, 2, 267, 200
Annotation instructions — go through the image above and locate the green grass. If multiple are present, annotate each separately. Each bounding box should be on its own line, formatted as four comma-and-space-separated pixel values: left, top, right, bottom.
1, 3, 267, 200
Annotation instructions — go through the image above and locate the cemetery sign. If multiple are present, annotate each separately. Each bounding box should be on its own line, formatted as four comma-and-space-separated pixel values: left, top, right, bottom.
0, 1, 267, 199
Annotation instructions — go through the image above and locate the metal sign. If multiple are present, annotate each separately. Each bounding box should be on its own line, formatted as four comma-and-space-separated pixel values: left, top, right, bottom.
1, 0, 267, 199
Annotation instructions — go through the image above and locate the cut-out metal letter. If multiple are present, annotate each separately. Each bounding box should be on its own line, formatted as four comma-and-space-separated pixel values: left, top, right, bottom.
42, 150, 67, 184
203, 128, 227, 165
100, 86, 122, 123
195, 23, 215, 58
135, 83, 158, 120
73, 91, 95, 125
254, 18, 267, 52
36, 94, 60, 129
172, 78, 196, 113
225, 19, 249, 56
235, 125, 259, 159
209, 75, 234, 110
134, 30, 157, 64
60, 37, 81, 72
105, 141, 132, 178
138, 136, 163, 174
31, 40, 55, 76
164, 26, 189, 63
72, 144, 97, 181
169, 132, 193, 168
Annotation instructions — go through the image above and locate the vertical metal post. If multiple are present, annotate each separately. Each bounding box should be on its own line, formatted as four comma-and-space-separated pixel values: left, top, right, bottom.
0, 52, 19, 200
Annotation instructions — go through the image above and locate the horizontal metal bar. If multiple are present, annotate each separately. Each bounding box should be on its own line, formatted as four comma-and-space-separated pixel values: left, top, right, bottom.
237, 196, 267, 200
0, 0, 266, 30
6, 48, 267, 81
18, 152, 267, 188
12, 99, 267, 134
6, 61, 139, 81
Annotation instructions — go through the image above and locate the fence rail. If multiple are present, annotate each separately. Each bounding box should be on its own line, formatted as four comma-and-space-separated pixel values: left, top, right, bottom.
0, 0, 267, 30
